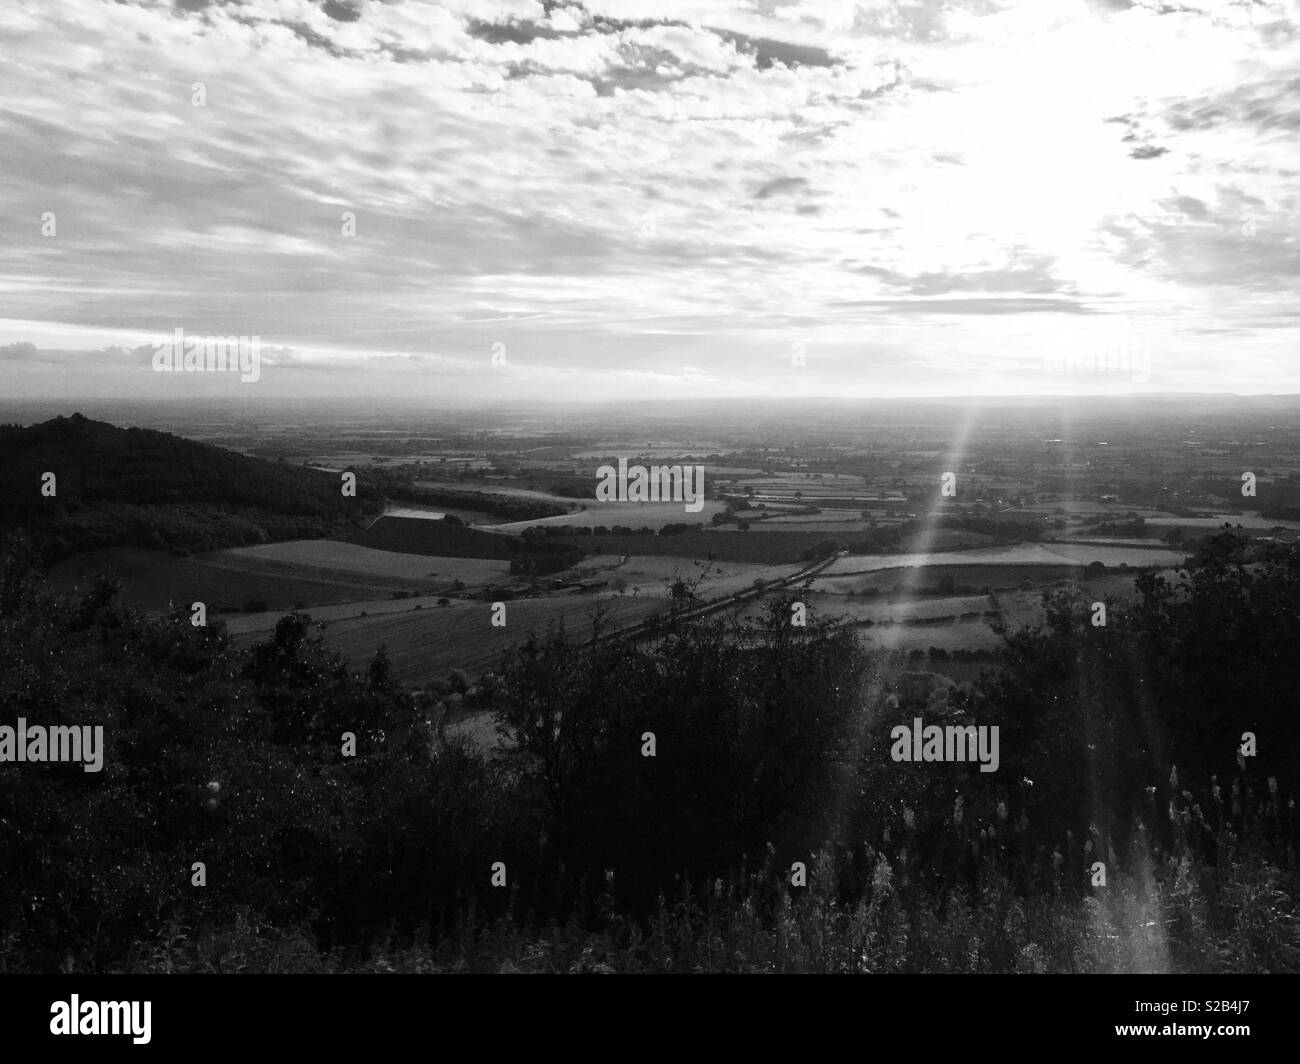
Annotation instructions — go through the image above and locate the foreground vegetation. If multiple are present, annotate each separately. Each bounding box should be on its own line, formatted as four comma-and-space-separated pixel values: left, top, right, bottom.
0, 531, 1296, 972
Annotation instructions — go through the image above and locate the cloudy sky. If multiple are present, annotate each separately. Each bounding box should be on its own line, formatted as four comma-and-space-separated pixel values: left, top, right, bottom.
1, 0, 1297, 401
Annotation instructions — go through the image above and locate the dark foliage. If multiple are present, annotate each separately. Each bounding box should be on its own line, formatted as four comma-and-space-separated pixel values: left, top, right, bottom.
0, 416, 384, 565
0, 531, 1297, 972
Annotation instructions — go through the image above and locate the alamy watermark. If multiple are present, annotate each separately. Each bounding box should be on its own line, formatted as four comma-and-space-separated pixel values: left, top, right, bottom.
0, 718, 104, 772
152, 327, 260, 383
890, 717, 999, 773
50, 996, 150, 1044
595, 459, 705, 513
1042, 347, 1150, 384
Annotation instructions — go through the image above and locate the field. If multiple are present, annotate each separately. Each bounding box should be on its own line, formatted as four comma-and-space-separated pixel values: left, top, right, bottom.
1008, 503, 1173, 517
492, 499, 727, 533
213, 540, 508, 584
1145, 514, 1300, 530
727, 564, 1182, 666
416, 480, 576, 504
47, 542, 514, 613
570, 553, 801, 597
587, 530, 842, 564
821, 543, 1186, 576
1041, 535, 1168, 546
569, 443, 727, 457
757, 509, 870, 525
47, 546, 409, 613
227, 593, 666, 686
727, 589, 1007, 653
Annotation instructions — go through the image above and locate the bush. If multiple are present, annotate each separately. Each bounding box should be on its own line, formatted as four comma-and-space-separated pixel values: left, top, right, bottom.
3, 532, 1300, 972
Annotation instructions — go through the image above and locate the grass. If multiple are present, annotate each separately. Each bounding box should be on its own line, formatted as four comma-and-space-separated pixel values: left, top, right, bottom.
227, 594, 665, 686
106, 817, 1300, 973
47, 547, 415, 612
582, 530, 841, 564
212, 540, 509, 583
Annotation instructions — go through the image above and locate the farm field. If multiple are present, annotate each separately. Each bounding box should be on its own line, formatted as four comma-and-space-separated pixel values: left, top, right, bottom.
821, 543, 1186, 576
571, 553, 801, 598
759, 509, 867, 524
1041, 535, 1171, 547
230, 593, 666, 686
687, 466, 765, 476
748, 520, 875, 534
815, 562, 1184, 598
813, 592, 995, 624
733, 589, 992, 625
220, 592, 465, 633
570, 445, 726, 459
1009, 503, 1173, 517
48, 537, 524, 616
492, 499, 727, 533
724, 568, 1178, 671
344, 517, 842, 566
384, 506, 447, 521
311, 454, 493, 471
47, 546, 420, 613
414, 480, 576, 506
586, 530, 840, 564
736, 472, 862, 487
894, 529, 1003, 552
1145, 514, 1300, 530
1035, 542, 1188, 566
727, 591, 1006, 653
212, 540, 509, 585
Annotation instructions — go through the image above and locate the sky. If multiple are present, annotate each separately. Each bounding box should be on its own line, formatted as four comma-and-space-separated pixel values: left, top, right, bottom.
1, 0, 1298, 402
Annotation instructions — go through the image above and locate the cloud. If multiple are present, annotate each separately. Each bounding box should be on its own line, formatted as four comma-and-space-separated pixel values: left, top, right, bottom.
0, 0, 1297, 399
828, 298, 1094, 315
754, 176, 811, 199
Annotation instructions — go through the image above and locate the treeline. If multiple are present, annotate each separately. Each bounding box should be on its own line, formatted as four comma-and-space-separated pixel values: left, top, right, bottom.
1262, 505, 1300, 522
0, 415, 384, 565
1085, 516, 1148, 537
547, 479, 593, 500
363, 471, 572, 522
914, 646, 1000, 662
931, 512, 1045, 541
0, 531, 1297, 971
414, 487, 567, 522
520, 522, 707, 538
347, 516, 581, 569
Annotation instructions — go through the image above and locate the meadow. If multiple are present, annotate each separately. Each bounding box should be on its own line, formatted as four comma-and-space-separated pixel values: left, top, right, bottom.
46, 546, 412, 612
213, 539, 508, 584
583, 530, 842, 564
228, 592, 666, 686
570, 554, 801, 598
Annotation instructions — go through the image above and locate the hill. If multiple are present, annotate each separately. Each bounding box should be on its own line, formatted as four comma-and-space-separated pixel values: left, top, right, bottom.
0, 413, 386, 564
